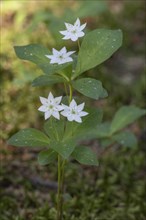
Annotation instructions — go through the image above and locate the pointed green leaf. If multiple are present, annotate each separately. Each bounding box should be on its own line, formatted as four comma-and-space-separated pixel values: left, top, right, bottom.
38, 149, 57, 165
44, 119, 76, 158
72, 146, 98, 166
8, 128, 50, 147
74, 29, 122, 77
14, 44, 71, 75
75, 108, 103, 138
50, 139, 76, 159
64, 108, 103, 141
44, 118, 65, 141
76, 122, 111, 142
110, 106, 146, 134
112, 131, 137, 147
72, 78, 108, 100
32, 74, 65, 87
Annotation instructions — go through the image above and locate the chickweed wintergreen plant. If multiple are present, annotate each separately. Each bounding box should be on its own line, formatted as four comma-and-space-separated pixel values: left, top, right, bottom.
8, 17, 146, 219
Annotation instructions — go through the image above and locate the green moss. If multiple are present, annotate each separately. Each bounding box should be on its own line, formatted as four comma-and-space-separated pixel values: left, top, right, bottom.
0, 148, 145, 220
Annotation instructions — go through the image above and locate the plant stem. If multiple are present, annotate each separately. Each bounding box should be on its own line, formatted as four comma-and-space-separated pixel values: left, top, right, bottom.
57, 154, 62, 220
56, 75, 73, 219
57, 154, 66, 220
64, 83, 69, 99
69, 84, 73, 103
60, 159, 66, 219
58, 71, 69, 82
77, 39, 81, 50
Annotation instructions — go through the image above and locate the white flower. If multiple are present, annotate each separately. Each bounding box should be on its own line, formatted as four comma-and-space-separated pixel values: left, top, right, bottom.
45, 47, 75, 65
38, 92, 64, 120
60, 18, 86, 42
61, 99, 88, 123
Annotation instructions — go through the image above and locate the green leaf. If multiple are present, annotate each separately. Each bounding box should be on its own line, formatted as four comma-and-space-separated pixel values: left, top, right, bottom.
100, 139, 115, 148
110, 106, 146, 134
76, 1, 107, 18
38, 149, 57, 165
32, 74, 65, 87
50, 139, 76, 159
112, 131, 137, 147
72, 146, 98, 166
64, 108, 103, 141
72, 78, 108, 100
44, 118, 65, 141
74, 29, 122, 77
14, 44, 71, 75
75, 108, 103, 136
96, 122, 111, 138
43, 118, 76, 159
8, 128, 50, 147
79, 122, 111, 146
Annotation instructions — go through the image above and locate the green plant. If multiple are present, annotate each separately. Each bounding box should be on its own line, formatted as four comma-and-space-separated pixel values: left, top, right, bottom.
8, 18, 145, 220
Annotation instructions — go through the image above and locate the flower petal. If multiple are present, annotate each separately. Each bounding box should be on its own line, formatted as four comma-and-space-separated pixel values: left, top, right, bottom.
48, 92, 54, 101
62, 35, 72, 40
39, 97, 48, 105
62, 57, 73, 63
79, 23, 86, 31
54, 96, 62, 104
65, 23, 73, 30
77, 31, 85, 38
50, 58, 59, 64
70, 99, 77, 108
74, 115, 82, 123
77, 103, 85, 112
45, 55, 53, 59
60, 110, 69, 117
52, 48, 60, 56
60, 47, 67, 54
45, 111, 51, 120
59, 30, 68, 35
74, 18, 80, 27
58, 59, 69, 64
38, 105, 48, 112
70, 35, 78, 41
79, 111, 88, 117
56, 105, 64, 111
61, 104, 69, 110
65, 51, 76, 57
52, 111, 60, 120
67, 114, 74, 121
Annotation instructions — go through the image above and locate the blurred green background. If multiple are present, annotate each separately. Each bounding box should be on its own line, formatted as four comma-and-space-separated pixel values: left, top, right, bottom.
0, 1, 146, 220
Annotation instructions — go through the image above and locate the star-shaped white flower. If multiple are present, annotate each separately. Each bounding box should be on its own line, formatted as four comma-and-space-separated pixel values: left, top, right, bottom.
45, 47, 75, 65
38, 92, 64, 120
61, 99, 88, 123
60, 18, 86, 42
